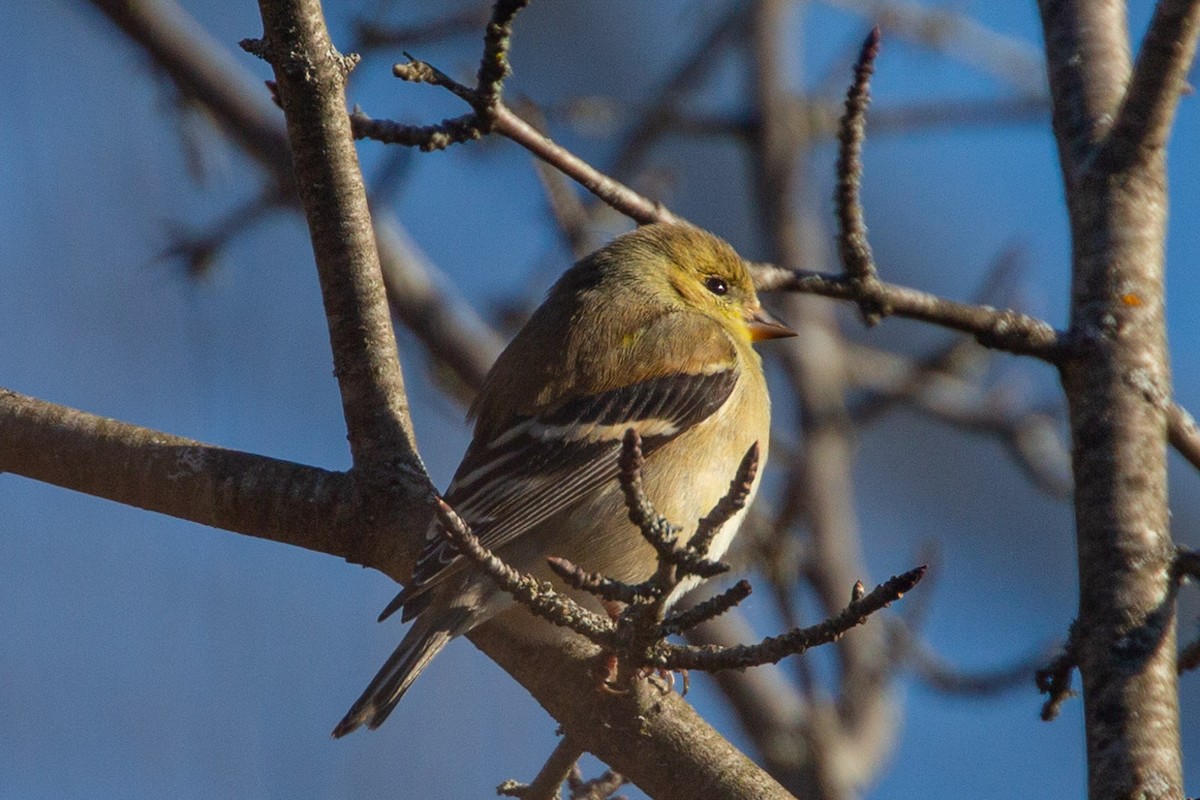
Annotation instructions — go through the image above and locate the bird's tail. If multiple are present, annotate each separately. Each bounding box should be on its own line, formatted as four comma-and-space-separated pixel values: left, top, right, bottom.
331, 608, 469, 737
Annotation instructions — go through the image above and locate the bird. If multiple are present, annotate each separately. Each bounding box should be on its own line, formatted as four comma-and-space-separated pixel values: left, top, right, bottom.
332, 222, 794, 736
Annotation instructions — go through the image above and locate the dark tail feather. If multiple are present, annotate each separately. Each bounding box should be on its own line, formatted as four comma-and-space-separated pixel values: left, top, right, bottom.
332, 610, 466, 737
376, 588, 408, 622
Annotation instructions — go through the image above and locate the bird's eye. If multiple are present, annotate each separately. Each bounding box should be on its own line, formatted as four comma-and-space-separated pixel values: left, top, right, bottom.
705, 276, 729, 296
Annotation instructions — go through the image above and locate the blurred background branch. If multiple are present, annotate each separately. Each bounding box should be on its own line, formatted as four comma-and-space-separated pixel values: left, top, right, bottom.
3, 0, 1198, 798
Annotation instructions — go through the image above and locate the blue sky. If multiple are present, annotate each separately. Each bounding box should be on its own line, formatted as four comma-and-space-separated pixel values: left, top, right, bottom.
1, 2, 1196, 798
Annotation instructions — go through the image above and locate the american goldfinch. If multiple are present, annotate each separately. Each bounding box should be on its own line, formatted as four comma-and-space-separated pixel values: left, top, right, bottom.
333, 223, 793, 736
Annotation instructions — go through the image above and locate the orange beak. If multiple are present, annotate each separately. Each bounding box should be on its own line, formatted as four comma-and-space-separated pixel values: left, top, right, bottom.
746, 307, 797, 342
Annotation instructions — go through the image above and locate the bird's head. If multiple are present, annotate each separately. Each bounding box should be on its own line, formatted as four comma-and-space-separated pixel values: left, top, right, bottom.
608, 223, 796, 344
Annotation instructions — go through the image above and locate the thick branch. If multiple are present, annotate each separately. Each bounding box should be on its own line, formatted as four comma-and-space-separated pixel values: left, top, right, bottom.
249, 0, 420, 482
0, 388, 366, 563
2, 385, 794, 800
1038, 3, 1183, 798
1099, 0, 1200, 170
474, 628, 795, 800
1036, 0, 1131, 181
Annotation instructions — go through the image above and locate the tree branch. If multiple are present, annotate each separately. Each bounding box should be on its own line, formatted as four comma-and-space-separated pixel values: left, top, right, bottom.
835, 27, 884, 324
443, 429, 920, 684
353, 100, 682, 227
648, 568, 925, 671
49, 7, 1200, 800
1036, 0, 1131, 182
1099, 0, 1200, 170
74, 3, 804, 797
754, 265, 1068, 361
1036, 2, 1193, 797
498, 734, 585, 800
1168, 402, 1200, 473
747, 4, 897, 797
0, 388, 366, 562
1036, 625, 1078, 721
474, 628, 796, 800
246, 0, 421, 485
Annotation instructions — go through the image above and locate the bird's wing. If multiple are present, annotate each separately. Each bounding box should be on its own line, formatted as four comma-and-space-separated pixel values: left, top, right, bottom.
381, 366, 739, 622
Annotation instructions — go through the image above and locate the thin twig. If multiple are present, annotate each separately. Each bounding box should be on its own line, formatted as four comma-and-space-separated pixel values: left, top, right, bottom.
1180, 635, 1200, 675
547, 557, 662, 605
567, 766, 627, 800
352, 94, 682, 225
661, 581, 754, 637
475, 0, 532, 112
444, 428, 918, 681
617, 429, 683, 560
1174, 547, 1200, 582
836, 27, 884, 324
649, 568, 926, 671
1097, 0, 1200, 171
755, 265, 1068, 361
355, 1, 533, 150
1168, 402, 1200, 474
433, 499, 617, 644
689, 444, 760, 556
498, 734, 585, 800
1036, 624, 1078, 721
492, 103, 682, 225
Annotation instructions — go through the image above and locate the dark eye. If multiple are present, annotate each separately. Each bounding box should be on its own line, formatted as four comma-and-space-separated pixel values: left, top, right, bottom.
705, 276, 729, 296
